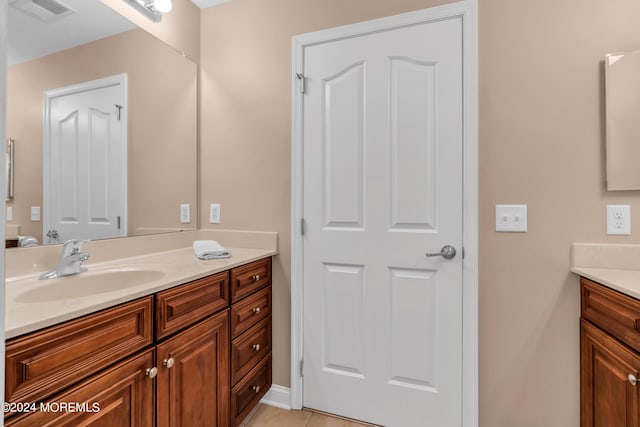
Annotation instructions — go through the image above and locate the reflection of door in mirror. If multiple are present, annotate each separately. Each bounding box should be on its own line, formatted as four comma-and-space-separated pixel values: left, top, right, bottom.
43, 74, 127, 245
7, 0, 198, 247
605, 51, 640, 190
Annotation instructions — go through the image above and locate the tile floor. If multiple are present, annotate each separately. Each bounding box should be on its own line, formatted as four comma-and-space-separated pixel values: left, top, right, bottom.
240, 404, 375, 427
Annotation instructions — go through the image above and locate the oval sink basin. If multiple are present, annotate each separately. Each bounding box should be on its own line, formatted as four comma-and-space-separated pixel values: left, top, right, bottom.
14, 268, 167, 303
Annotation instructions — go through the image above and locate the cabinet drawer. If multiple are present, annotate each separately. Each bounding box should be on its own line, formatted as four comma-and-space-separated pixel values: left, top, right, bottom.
6, 349, 155, 426
230, 354, 271, 426
581, 278, 640, 352
230, 258, 271, 302
5, 297, 153, 405
231, 317, 271, 385
231, 287, 272, 338
156, 271, 229, 340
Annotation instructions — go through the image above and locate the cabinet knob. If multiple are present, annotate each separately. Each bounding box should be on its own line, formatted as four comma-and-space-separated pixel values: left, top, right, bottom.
252, 307, 261, 314
629, 374, 637, 386
252, 385, 260, 393
146, 367, 158, 379
163, 358, 175, 369
252, 343, 261, 352
252, 274, 261, 282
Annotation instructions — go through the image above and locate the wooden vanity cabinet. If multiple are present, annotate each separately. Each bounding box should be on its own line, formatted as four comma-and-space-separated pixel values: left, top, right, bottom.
5, 296, 154, 406
5, 349, 156, 427
581, 278, 640, 426
5, 256, 273, 427
156, 309, 229, 427
229, 260, 273, 426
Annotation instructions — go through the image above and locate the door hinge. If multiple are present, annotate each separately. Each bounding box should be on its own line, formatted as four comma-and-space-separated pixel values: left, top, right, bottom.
300, 359, 304, 378
115, 104, 123, 121
462, 246, 465, 260
296, 73, 305, 94
301, 218, 306, 236
117, 216, 121, 230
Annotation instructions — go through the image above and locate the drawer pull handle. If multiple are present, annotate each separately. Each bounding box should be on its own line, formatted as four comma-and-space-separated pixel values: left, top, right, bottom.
163, 358, 175, 369
252, 385, 260, 393
252, 343, 261, 352
146, 367, 158, 379
630, 374, 637, 386
252, 307, 261, 314
252, 274, 261, 282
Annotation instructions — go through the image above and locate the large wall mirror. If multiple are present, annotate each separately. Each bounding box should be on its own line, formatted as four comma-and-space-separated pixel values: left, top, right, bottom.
6, 0, 197, 247
605, 50, 640, 190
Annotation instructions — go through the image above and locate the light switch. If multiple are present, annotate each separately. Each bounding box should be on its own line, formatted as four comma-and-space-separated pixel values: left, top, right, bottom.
180, 204, 191, 224
7, 206, 12, 221
495, 205, 527, 232
31, 206, 41, 222
209, 203, 221, 224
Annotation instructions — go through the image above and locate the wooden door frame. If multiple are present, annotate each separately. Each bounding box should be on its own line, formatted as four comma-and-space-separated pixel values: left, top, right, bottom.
289, 2, 478, 425
43, 73, 128, 244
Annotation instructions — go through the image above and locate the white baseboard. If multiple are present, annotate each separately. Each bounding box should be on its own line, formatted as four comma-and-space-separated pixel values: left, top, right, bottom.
260, 384, 291, 410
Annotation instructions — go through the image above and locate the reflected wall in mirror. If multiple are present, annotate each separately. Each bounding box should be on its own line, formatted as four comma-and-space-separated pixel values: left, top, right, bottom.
6, 0, 197, 246
605, 50, 640, 190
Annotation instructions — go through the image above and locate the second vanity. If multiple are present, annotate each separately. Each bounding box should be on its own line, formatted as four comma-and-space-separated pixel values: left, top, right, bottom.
3, 230, 277, 426
572, 244, 640, 427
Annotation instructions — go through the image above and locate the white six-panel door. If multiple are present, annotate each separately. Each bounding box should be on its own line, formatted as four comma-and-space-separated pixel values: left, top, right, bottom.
301, 16, 464, 427
44, 74, 127, 244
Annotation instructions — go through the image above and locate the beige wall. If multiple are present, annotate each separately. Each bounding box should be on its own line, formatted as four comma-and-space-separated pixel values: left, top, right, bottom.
7, 28, 197, 242
101, 0, 200, 61
201, 0, 640, 426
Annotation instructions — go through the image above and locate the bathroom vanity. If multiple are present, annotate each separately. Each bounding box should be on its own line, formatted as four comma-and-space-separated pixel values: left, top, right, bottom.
3, 243, 274, 427
579, 277, 640, 426
571, 243, 640, 426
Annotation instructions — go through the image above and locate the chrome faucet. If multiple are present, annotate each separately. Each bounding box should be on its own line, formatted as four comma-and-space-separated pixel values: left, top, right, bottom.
39, 239, 90, 280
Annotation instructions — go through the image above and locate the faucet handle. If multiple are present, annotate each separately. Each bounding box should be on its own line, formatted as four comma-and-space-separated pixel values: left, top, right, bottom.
62, 239, 89, 256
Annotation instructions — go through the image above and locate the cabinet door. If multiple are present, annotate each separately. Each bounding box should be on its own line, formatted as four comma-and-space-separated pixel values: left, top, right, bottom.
156, 309, 229, 427
582, 319, 640, 427
6, 349, 155, 427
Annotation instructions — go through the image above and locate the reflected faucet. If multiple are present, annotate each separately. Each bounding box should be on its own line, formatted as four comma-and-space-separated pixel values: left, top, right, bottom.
39, 239, 90, 280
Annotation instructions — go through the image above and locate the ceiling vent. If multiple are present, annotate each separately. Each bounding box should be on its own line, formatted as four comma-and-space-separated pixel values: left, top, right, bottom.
10, 0, 77, 23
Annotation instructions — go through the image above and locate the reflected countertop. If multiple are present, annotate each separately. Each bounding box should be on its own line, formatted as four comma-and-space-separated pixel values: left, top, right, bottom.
5, 246, 277, 339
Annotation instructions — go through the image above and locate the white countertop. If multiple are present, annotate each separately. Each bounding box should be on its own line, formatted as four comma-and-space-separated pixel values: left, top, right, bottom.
5, 246, 277, 339
570, 243, 640, 301
571, 266, 640, 300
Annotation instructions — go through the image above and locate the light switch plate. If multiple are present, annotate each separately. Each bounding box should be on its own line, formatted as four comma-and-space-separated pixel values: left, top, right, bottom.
180, 204, 191, 224
607, 205, 631, 235
7, 206, 12, 221
209, 203, 221, 224
31, 206, 41, 222
495, 205, 527, 232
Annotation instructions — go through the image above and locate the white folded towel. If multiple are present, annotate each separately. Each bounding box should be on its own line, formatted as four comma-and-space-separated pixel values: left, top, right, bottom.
193, 240, 231, 260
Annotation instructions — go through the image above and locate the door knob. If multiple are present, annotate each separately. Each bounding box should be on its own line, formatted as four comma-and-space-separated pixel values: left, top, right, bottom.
425, 245, 457, 260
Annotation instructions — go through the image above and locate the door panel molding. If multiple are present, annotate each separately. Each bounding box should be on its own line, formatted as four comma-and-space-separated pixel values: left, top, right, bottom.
290, 1, 478, 426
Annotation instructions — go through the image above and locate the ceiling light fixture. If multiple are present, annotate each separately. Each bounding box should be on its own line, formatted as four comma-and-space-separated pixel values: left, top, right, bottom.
122, 0, 172, 23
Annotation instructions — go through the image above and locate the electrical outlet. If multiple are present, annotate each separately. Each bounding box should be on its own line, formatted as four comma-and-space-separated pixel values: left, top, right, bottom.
495, 205, 528, 232
209, 203, 221, 224
180, 204, 191, 224
607, 205, 631, 235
